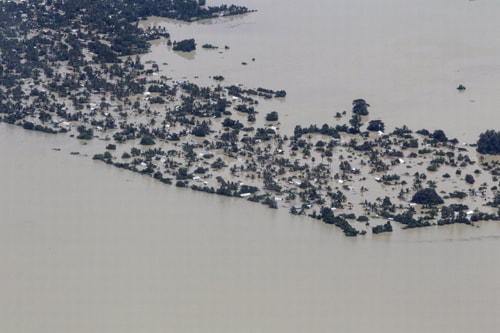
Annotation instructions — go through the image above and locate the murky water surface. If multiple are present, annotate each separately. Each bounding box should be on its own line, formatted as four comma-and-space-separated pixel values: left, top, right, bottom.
2, 1, 500, 332
143, 0, 500, 142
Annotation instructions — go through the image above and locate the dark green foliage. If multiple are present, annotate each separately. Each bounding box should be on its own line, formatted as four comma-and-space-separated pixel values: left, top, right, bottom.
139, 135, 155, 145
432, 129, 448, 142
293, 124, 340, 139
31, 124, 57, 134
464, 174, 475, 184
176, 167, 191, 180
202, 43, 218, 49
112, 33, 149, 56
427, 164, 439, 172
275, 90, 287, 98
411, 188, 444, 206
192, 121, 211, 137
402, 139, 419, 149
77, 125, 94, 140
38, 111, 52, 123
210, 157, 226, 170
393, 208, 431, 228
173, 39, 196, 52
239, 185, 259, 194
449, 191, 467, 199
352, 99, 370, 116
490, 192, 500, 207
265, 111, 279, 122
262, 196, 278, 209
372, 221, 393, 234
23, 121, 35, 130
477, 130, 500, 155
176, 180, 187, 187
194, 167, 208, 174
438, 205, 471, 225
93, 151, 113, 163
470, 212, 499, 222
367, 119, 384, 132
89, 41, 120, 63
357, 215, 369, 222
348, 113, 362, 134
222, 118, 244, 130
130, 147, 141, 156
320, 207, 358, 237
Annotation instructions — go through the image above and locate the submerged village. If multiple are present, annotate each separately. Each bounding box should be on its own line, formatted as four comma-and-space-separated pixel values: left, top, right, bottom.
2, 0, 500, 237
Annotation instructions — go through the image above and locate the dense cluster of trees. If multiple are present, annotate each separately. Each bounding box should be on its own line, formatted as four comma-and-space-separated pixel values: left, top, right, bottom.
293, 124, 340, 139
367, 119, 385, 132
265, 111, 279, 122
122, 0, 252, 21
352, 99, 370, 116
173, 39, 196, 52
477, 130, 500, 155
372, 221, 392, 234
411, 188, 444, 206
319, 207, 358, 237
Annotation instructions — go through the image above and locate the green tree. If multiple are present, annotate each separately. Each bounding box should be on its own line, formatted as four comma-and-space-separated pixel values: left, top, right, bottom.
77, 125, 94, 140
265, 111, 279, 122
348, 113, 362, 134
173, 38, 196, 52
465, 174, 475, 185
477, 130, 500, 154
352, 99, 370, 116
140, 135, 155, 145
432, 129, 448, 142
367, 119, 385, 132
411, 188, 444, 206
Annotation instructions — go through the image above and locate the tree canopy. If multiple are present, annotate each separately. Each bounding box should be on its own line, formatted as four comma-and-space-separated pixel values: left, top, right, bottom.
173, 39, 196, 52
352, 99, 370, 116
477, 130, 500, 155
411, 188, 444, 206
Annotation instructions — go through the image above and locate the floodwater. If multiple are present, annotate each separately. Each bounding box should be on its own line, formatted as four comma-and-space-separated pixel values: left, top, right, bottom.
1, 127, 500, 333
2, 0, 500, 332
143, 0, 500, 143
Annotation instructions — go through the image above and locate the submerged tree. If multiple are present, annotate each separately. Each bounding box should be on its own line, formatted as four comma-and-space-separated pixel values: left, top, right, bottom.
173, 38, 196, 52
352, 99, 370, 116
477, 130, 500, 155
411, 188, 444, 206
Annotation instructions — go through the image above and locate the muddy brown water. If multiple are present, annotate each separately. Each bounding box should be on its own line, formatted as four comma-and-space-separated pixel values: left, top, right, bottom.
1, 124, 499, 333
2, 0, 500, 332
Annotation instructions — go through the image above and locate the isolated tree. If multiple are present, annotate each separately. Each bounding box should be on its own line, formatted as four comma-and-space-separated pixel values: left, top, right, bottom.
352, 99, 370, 116
411, 188, 444, 206
477, 130, 500, 155
265, 111, 279, 122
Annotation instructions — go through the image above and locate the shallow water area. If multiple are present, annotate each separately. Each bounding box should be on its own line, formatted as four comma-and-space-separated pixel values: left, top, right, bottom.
1, 123, 500, 333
